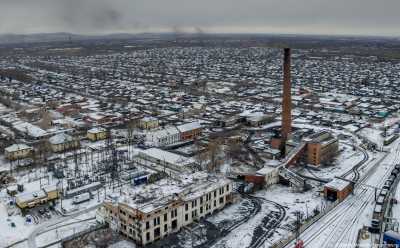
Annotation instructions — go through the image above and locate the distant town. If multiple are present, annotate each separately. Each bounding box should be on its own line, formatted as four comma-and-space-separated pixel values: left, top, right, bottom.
0, 33, 400, 248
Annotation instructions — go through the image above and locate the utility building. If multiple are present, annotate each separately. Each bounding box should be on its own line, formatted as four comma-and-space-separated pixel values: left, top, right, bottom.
324, 178, 353, 202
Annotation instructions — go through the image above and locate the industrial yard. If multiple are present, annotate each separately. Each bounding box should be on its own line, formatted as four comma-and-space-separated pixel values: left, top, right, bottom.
0, 33, 399, 248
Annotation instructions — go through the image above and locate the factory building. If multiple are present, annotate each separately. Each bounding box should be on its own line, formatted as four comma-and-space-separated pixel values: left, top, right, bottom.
304, 131, 339, 166
97, 173, 233, 246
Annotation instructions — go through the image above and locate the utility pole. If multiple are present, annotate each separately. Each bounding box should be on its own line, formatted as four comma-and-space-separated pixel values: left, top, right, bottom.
294, 211, 304, 248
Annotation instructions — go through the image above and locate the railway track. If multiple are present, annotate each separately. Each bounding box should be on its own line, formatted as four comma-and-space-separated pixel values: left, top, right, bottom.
245, 195, 286, 248
200, 195, 261, 248
292, 143, 399, 248
223, 195, 262, 234
341, 145, 369, 182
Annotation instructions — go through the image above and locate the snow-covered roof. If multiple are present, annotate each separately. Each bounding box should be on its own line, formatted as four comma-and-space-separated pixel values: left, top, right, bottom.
16, 190, 47, 202
147, 126, 180, 139
177, 122, 201, 133
49, 133, 74, 145
5, 144, 32, 153
109, 172, 231, 214
88, 127, 106, 134
324, 178, 351, 191
139, 148, 195, 167
13, 122, 47, 138
256, 166, 278, 175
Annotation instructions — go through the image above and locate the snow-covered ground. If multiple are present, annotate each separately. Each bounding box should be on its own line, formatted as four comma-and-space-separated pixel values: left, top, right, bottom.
359, 128, 384, 146
209, 186, 323, 248
0, 200, 38, 247
35, 211, 97, 247
285, 139, 400, 248
301, 142, 366, 180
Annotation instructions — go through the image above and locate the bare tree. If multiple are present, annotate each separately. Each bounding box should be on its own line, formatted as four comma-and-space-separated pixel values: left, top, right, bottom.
207, 138, 222, 172
38, 108, 53, 130
194, 139, 207, 170
226, 139, 242, 162
34, 138, 52, 167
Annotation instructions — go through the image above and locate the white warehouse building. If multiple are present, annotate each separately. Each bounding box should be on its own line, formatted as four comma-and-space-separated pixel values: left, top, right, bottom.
145, 126, 181, 147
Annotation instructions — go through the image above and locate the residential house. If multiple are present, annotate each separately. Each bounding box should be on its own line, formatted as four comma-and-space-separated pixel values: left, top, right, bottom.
49, 133, 80, 152
5, 144, 33, 160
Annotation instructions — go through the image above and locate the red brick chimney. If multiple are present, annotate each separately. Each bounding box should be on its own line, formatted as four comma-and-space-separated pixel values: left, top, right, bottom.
281, 48, 292, 142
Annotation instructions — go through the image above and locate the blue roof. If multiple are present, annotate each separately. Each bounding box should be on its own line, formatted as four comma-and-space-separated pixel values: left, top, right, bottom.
384, 230, 400, 240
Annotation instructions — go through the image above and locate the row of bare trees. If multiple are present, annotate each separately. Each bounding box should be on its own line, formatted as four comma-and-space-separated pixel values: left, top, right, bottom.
194, 137, 243, 173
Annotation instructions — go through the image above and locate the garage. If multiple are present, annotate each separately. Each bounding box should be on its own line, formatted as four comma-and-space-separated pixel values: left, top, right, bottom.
324, 178, 353, 202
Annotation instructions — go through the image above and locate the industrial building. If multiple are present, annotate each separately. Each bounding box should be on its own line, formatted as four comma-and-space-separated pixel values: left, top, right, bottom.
97, 173, 233, 246
15, 185, 59, 209
135, 148, 196, 176
304, 131, 339, 166
324, 178, 353, 202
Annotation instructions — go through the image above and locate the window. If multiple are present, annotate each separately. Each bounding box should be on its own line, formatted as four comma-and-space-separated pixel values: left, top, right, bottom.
200, 206, 203, 214
185, 204, 188, 211
214, 200, 216, 207
185, 213, 188, 221
164, 213, 167, 222
164, 224, 168, 232
146, 221, 150, 230
200, 197, 203, 204
154, 217, 160, 226
154, 227, 160, 238
171, 209, 178, 218
146, 232, 150, 241
214, 191, 217, 197
219, 197, 224, 204
172, 219, 178, 229
226, 185, 229, 191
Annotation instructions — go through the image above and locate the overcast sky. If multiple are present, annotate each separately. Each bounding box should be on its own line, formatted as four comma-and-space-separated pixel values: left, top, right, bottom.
1, 0, 399, 36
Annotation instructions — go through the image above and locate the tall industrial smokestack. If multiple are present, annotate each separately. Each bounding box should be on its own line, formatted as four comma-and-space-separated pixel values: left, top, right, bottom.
281, 48, 292, 142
